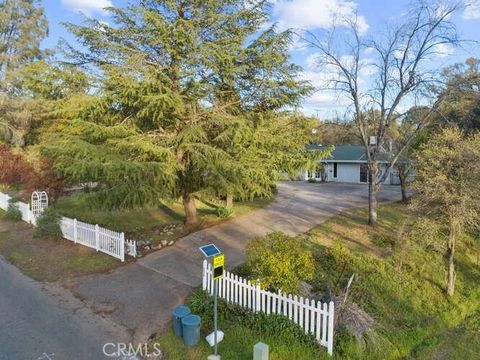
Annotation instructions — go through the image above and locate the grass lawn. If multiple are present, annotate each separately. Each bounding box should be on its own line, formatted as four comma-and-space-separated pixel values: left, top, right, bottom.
0, 210, 123, 282
306, 203, 480, 359
55, 192, 274, 251
157, 322, 325, 360
154, 202, 480, 359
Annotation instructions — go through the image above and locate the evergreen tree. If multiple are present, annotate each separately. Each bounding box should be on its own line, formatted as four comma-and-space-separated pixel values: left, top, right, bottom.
0, 0, 48, 81
1, 60, 89, 146
0, 0, 48, 145
44, 0, 328, 223
436, 58, 480, 133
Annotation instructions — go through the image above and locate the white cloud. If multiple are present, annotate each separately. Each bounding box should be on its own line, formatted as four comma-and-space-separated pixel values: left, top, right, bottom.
272, 0, 369, 35
62, 0, 112, 15
305, 53, 321, 69
463, 0, 480, 19
305, 91, 351, 108
434, 43, 454, 58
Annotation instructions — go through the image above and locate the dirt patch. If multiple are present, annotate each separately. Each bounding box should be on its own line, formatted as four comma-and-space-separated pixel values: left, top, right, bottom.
92, 302, 118, 315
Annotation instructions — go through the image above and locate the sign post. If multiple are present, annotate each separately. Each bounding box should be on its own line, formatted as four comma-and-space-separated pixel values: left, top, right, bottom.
199, 244, 225, 359
212, 253, 224, 356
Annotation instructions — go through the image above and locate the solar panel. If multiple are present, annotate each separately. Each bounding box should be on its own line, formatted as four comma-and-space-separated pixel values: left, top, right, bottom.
199, 244, 221, 258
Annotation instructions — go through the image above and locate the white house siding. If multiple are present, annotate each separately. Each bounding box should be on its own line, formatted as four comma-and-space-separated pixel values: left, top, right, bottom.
337, 163, 360, 183
379, 164, 392, 185
304, 162, 395, 184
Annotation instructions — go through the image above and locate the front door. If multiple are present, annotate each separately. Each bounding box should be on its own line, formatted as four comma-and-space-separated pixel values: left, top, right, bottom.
360, 164, 368, 183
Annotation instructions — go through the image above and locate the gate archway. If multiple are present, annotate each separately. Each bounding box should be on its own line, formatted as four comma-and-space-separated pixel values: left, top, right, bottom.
31, 191, 48, 217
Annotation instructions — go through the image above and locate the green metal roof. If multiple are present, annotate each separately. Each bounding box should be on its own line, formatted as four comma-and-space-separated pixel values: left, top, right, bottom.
306, 144, 409, 163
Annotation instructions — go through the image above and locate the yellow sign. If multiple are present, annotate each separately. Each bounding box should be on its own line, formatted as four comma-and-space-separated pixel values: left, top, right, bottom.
213, 254, 224, 280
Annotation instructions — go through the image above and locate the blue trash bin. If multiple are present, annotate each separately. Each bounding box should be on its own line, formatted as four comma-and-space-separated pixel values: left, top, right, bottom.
172, 305, 191, 337
181, 314, 201, 346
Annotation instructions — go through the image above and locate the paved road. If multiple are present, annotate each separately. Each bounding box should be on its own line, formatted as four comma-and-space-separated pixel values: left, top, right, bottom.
71, 182, 403, 343
0, 257, 132, 360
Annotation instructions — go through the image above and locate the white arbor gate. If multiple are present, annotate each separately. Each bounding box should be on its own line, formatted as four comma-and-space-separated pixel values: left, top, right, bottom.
31, 191, 48, 218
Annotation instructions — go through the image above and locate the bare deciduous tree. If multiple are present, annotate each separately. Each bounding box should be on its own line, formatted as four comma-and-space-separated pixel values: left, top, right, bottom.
304, 1, 462, 225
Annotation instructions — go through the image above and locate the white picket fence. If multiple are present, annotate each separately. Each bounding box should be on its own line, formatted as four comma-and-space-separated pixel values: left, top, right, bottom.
202, 260, 335, 355
0, 192, 37, 225
0, 191, 137, 261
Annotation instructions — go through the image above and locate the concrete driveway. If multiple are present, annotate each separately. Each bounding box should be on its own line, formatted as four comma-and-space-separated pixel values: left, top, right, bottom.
71, 182, 402, 344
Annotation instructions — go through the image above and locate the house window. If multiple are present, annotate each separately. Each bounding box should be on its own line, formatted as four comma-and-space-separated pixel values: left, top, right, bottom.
315, 166, 322, 178
307, 171, 313, 178
333, 162, 338, 178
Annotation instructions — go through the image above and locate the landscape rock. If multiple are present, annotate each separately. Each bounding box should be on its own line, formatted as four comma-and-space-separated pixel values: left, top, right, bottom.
167, 241, 174, 246
161, 240, 168, 247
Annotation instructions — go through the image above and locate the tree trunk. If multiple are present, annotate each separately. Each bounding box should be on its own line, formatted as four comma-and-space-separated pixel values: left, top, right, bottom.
182, 190, 198, 224
226, 193, 234, 209
400, 176, 408, 203
398, 165, 409, 202
446, 218, 457, 296
368, 163, 379, 226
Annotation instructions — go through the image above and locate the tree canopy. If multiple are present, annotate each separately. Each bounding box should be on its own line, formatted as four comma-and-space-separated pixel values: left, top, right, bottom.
436, 58, 480, 133
412, 127, 480, 295
42, 0, 328, 222
0, 0, 49, 146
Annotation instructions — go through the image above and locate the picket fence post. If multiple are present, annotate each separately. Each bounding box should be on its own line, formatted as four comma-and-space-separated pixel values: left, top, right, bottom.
327, 301, 335, 356
255, 282, 261, 313
73, 219, 77, 243
202, 260, 207, 291
120, 232, 125, 262
95, 224, 100, 251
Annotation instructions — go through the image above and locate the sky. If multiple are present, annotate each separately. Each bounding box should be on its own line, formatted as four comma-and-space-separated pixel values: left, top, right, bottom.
42, 0, 480, 118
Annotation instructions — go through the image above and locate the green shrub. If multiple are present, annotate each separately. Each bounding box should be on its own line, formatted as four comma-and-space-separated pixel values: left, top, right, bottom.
5, 200, 22, 221
217, 206, 234, 218
33, 207, 63, 239
246, 232, 315, 294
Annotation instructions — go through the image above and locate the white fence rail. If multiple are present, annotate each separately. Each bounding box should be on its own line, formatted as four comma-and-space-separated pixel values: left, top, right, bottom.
202, 260, 335, 355
1, 191, 136, 261
0, 192, 36, 225
60, 217, 126, 261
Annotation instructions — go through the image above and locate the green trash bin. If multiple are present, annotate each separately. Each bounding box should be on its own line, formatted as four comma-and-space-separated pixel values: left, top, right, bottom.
181, 314, 201, 346
172, 305, 191, 337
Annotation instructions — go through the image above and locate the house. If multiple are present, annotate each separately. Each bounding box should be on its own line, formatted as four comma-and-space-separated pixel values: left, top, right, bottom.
303, 144, 408, 185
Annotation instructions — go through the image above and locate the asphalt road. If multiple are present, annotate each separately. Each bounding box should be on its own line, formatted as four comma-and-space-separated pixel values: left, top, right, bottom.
0, 257, 133, 360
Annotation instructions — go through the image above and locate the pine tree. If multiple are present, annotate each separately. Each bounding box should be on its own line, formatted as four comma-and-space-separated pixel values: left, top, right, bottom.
0, 0, 48, 81
0, 0, 48, 145
44, 0, 329, 223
